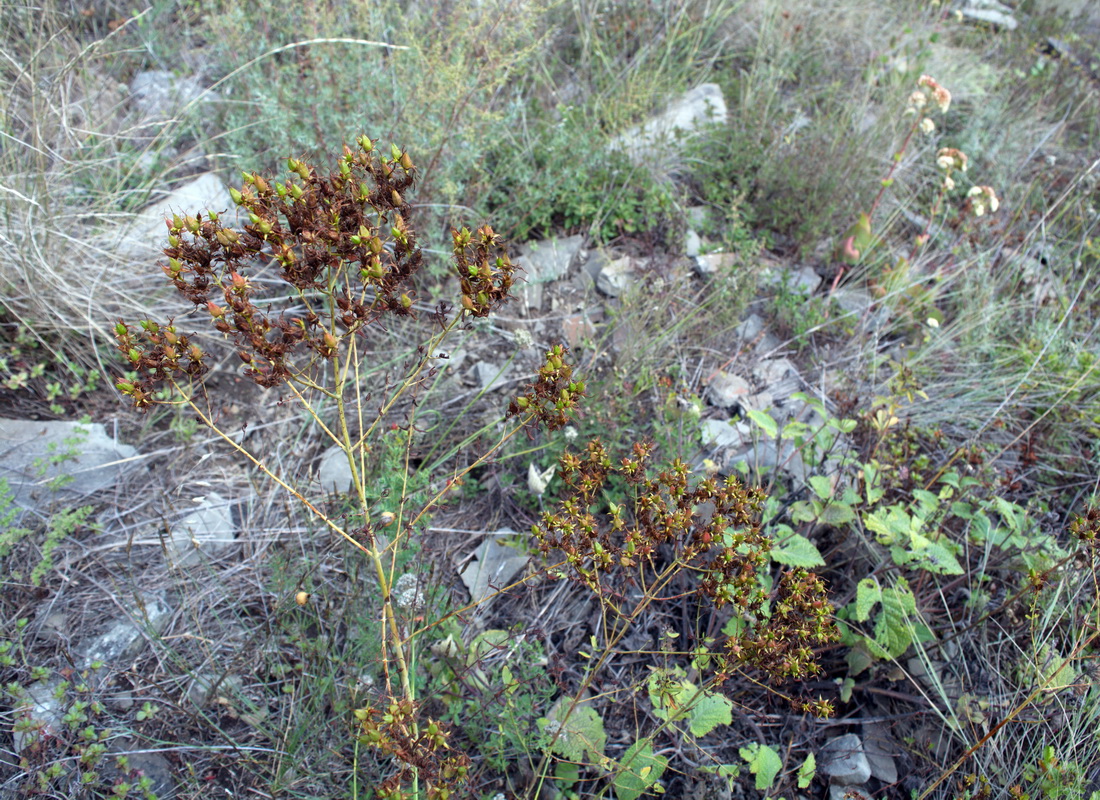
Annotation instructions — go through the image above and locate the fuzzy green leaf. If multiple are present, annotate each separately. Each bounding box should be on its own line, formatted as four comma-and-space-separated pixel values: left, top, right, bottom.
819, 501, 856, 525
539, 704, 606, 764
770, 534, 826, 568
855, 578, 881, 622
746, 408, 777, 439
908, 533, 964, 575
808, 474, 833, 500
797, 753, 816, 788
614, 741, 668, 800
687, 689, 733, 737
874, 580, 919, 658
739, 742, 782, 790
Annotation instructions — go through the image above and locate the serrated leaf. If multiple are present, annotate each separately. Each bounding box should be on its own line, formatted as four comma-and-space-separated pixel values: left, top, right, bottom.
770, 534, 826, 568
874, 581, 918, 658
745, 408, 777, 439
855, 578, 881, 622
739, 742, 782, 790
687, 689, 732, 737
797, 753, 816, 788
614, 741, 668, 800
908, 533, 964, 575
648, 669, 732, 737
819, 501, 856, 525
864, 506, 909, 545
539, 704, 606, 763
789, 500, 818, 523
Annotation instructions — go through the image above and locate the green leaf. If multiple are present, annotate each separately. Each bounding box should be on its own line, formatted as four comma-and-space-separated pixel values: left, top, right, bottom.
797, 753, 816, 788
687, 689, 732, 737
808, 475, 834, 500
770, 534, 826, 568
739, 742, 782, 790
788, 501, 819, 523
819, 502, 856, 525
874, 580, 919, 658
855, 578, 881, 622
746, 408, 777, 439
908, 533, 964, 575
647, 668, 732, 737
614, 741, 669, 800
539, 704, 606, 763
864, 505, 911, 545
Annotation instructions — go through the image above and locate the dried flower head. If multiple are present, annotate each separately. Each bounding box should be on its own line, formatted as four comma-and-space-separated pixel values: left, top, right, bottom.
920, 117, 936, 135
917, 74, 951, 112
508, 344, 585, 432
936, 147, 968, 172
967, 185, 1000, 216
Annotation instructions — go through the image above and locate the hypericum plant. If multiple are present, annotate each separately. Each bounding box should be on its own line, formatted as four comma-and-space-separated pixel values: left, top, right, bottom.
114, 136, 583, 799
527, 439, 837, 797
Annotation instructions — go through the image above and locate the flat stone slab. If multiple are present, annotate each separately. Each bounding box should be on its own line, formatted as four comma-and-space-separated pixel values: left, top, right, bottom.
612, 83, 727, 162
80, 591, 172, 669
820, 733, 871, 786
107, 173, 239, 257
0, 417, 138, 510
167, 492, 237, 567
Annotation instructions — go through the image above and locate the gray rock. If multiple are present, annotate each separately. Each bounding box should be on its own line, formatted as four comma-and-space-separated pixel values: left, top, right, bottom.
0, 417, 138, 510
829, 787, 870, 800
459, 535, 529, 606
684, 206, 710, 230
684, 229, 702, 257
724, 438, 807, 482
515, 235, 583, 311
753, 358, 801, 402
735, 313, 765, 341
692, 251, 736, 275
768, 265, 822, 294
819, 734, 872, 786
130, 70, 209, 120
960, 0, 1018, 29
80, 591, 172, 668
740, 390, 773, 414
317, 445, 354, 494
187, 672, 244, 707
705, 371, 751, 409
831, 288, 889, 329
595, 256, 638, 297
102, 738, 177, 799
107, 690, 135, 712
473, 360, 511, 391
109, 173, 240, 257
11, 679, 65, 754
700, 419, 750, 449
862, 721, 899, 784
611, 83, 727, 162
518, 235, 583, 309
167, 492, 237, 567
580, 249, 611, 287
